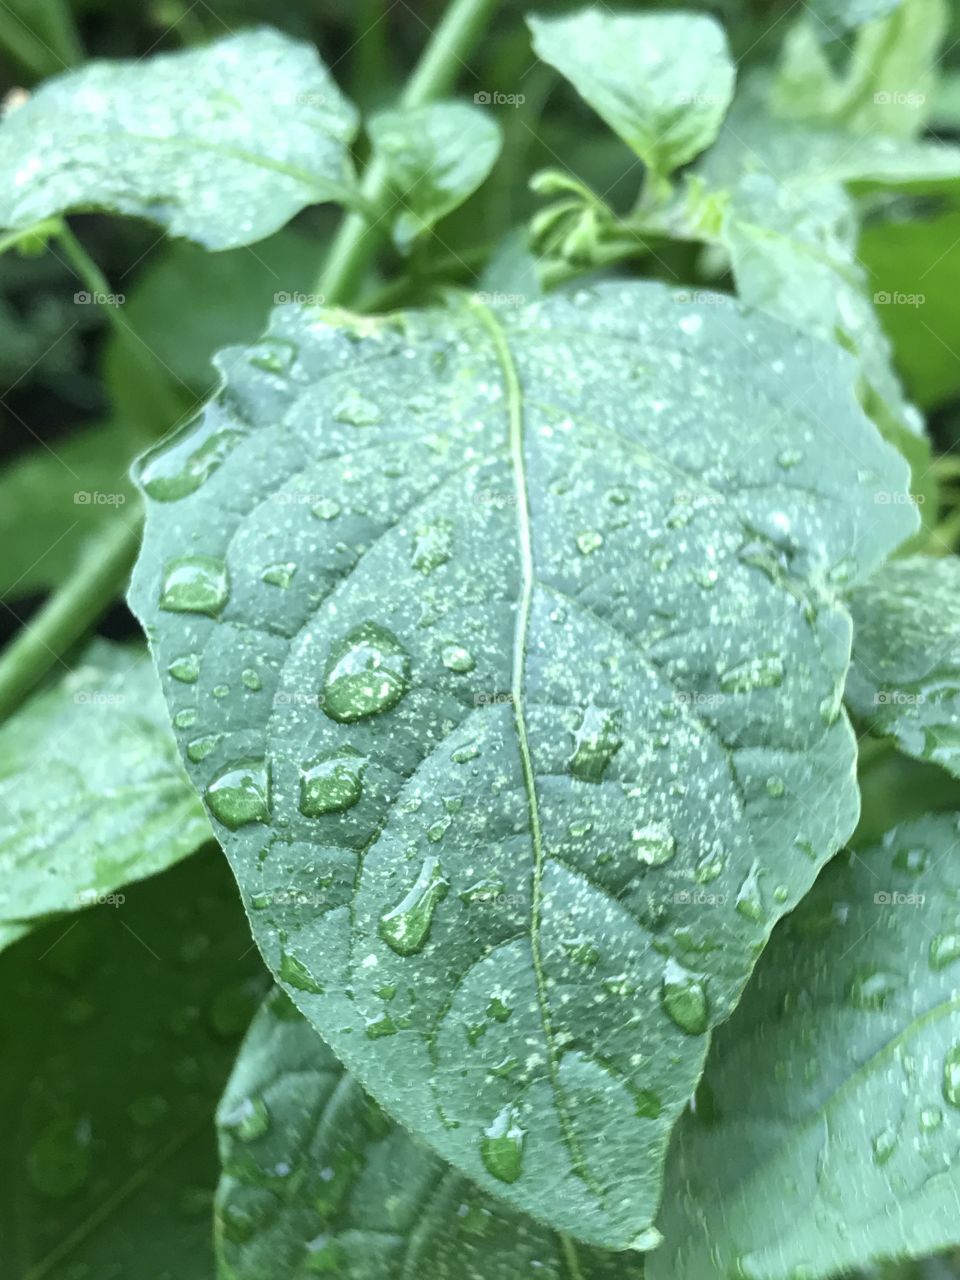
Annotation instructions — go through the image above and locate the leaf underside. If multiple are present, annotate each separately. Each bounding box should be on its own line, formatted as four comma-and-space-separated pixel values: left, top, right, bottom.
131, 281, 915, 1247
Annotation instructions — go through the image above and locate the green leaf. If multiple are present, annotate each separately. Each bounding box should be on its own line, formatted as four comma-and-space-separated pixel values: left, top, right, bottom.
651, 813, 960, 1279
527, 9, 735, 179
0, 423, 136, 600
770, 0, 947, 137
0, 639, 210, 946
0, 28, 359, 250
368, 102, 502, 252
807, 0, 903, 31
130, 282, 916, 1249
217, 990, 643, 1278
859, 210, 960, 412
846, 556, 960, 778
0, 848, 267, 1280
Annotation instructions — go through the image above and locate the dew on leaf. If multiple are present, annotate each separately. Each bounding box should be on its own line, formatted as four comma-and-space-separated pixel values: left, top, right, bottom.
261, 561, 298, 589
411, 519, 454, 574
735, 862, 764, 922
160, 555, 229, 616
279, 949, 324, 995
333, 391, 381, 425
221, 1095, 270, 1141
847, 968, 902, 1011
241, 667, 262, 691
187, 733, 221, 763
719, 653, 784, 693
168, 653, 200, 683
930, 933, 960, 970
568, 702, 623, 783
943, 1042, 960, 1108
321, 622, 410, 723
378, 856, 448, 956
661, 958, 708, 1035
441, 643, 475, 672
480, 1104, 526, 1184
140, 420, 243, 501
632, 822, 676, 867
299, 748, 366, 816
576, 529, 603, 555
205, 759, 271, 829
311, 499, 341, 521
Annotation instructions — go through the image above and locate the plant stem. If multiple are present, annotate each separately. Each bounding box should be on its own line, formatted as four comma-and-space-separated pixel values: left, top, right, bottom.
0, 520, 141, 721
0, 8, 57, 78
317, 0, 501, 305
36, 0, 83, 67
56, 220, 187, 442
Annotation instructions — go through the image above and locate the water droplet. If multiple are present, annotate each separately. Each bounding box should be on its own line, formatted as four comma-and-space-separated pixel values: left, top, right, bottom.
262, 561, 297, 589
249, 341, 296, 374
452, 742, 480, 763
480, 1104, 525, 1183
441, 643, 474, 673
174, 707, 198, 730
930, 933, 960, 971
661, 958, 708, 1034
632, 823, 676, 867
378, 856, 448, 956
777, 448, 803, 470
311, 499, 341, 521
943, 1042, 960, 1108
299, 748, 366, 817
140, 417, 243, 501
459, 878, 506, 905
279, 949, 324, 995
695, 854, 725, 883
871, 1124, 898, 1165
187, 733, 221, 763
365, 1012, 398, 1039
304, 1233, 346, 1272
427, 817, 450, 843
920, 1106, 943, 1132
634, 1089, 661, 1119
561, 935, 600, 966
765, 776, 785, 798
334, 392, 381, 425
160, 555, 229, 616
411, 519, 454, 574
322, 622, 410, 723
576, 530, 603, 556
241, 668, 262, 691
205, 759, 270, 829
568, 702, 622, 783
735, 862, 764, 922
893, 845, 927, 875
719, 653, 784, 693
847, 968, 902, 1011
168, 653, 200, 683
222, 1095, 270, 1141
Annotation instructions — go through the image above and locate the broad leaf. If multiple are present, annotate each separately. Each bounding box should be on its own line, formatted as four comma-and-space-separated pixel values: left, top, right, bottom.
846, 556, 960, 778
0, 849, 266, 1279
0, 29, 359, 250
0, 422, 135, 599
527, 9, 735, 179
368, 102, 502, 252
651, 813, 960, 1278
0, 640, 210, 946
130, 282, 915, 1248
217, 989, 642, 1278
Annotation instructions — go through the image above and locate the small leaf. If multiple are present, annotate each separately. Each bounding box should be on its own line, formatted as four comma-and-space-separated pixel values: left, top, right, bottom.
368, 102, 502, 251
651, 813, 960, 1278
0, 640, 210, 947
131, 281, 915, 1248
216, 993, 643, 1279
0, 851, 266, 1279
527, 8, 736, 178
846, 556, 960, 778
0, 28, 359, 250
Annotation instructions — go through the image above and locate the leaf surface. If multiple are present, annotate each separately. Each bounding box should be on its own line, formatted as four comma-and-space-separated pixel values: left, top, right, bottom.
217, 990, 642, 1279
527, 10, 735, 178
651, 813, 960, 1278
130, 281, 915, 1248
0, 639, 210, 946
0, 849, 266, 1279
368, 102, 501, 251
0, 28, 359, 250
846, 556, 960, 778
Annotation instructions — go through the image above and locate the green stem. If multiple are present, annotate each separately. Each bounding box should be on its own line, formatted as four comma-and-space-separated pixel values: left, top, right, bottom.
0, 520, 141, 721
36, 0, 82, 66
57, 221, 187, 442
0, 8, 57, 77
317, 0, 502, 305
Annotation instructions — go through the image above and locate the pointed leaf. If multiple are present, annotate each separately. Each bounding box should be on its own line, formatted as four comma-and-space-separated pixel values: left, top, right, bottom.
217, 990, 643, 1278
130, 282, 915, 1248
651, 813, 960, 1278
846, 556, 960, 778
0, 28, 359, 250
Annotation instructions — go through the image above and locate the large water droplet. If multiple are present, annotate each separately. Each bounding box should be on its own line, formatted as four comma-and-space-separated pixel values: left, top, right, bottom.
140, 416, 243, 501
205, 759, 270, 829
441, 643, 475, 673
719, 654, 784, 693
632, 822, 676, 867
262, 561, 297, 589
568, 702, 623, 783
735, 862, 764, 922
160, 555, 229, 616
322, 623, 410, 723
847, 968, 902, 1011
411, 519, 454, 574
943, 1042, 960, 1108
168, 653, 200, 683
279, 949, 324, 995
661, 958, 708, 1034
299, 748, 366, 816
480, 1104, 525, 1183
378, 856, 448, 956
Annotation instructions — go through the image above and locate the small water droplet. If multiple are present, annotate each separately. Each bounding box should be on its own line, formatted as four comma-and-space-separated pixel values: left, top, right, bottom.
871, 1124, 898, 1165
480, 1104, 525, 1183
262, 561, 297, 589
441, 643, 475, 673
160, 555, 229, 616
411, 519, 454, 574
140, 417, 243, 501
568, 702, 622, 783
205, 759, 270, 829
168, 653, 200, 683
311, 499, 341, 521
943, 1042, 960, 1108
187, 733, 221, 763
279, 949, 324, 994
222, 1095, 270, 1141
322, 622, 410, 723
575, 529, 604, 556
719, 653, 784, 693
930, 933, 960, 971
365, 1012, 398, 1039
735, 862, 764, 922
334, 392, 381, 425
378, 856, 448, 956
241, 668, 262, 691
561, 935, 600, 966
766, 776, 785, 798
632, 823, 676, 867
661, 958, 708, 1034
777, 448, 803, 470
920, 1106, 943, 1132
452, 742, 480, 763
459, 878, 506, 905
174, 707, 198, 729
847, 968, 902, 1011
299, 748, 366, 816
